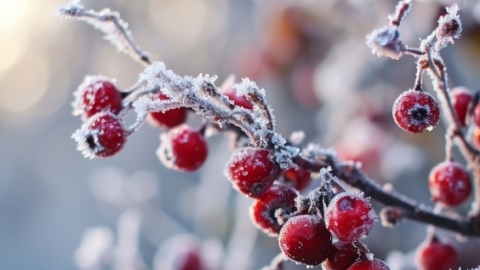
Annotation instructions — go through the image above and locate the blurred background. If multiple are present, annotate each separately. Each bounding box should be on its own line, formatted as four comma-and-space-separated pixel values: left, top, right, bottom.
2, 0, 480, 269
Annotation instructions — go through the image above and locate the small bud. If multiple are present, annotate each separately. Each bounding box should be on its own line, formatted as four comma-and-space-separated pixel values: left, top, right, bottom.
436, 5, 462, 48
366, 26, 405, 60
380, 207, 404, 228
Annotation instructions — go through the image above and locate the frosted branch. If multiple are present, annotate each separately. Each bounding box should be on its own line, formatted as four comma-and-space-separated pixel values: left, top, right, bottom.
131, 62, 297, 169
56, 1, 151, 66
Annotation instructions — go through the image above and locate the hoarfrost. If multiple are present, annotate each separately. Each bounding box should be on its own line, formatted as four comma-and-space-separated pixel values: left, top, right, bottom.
56, 1, 150, 63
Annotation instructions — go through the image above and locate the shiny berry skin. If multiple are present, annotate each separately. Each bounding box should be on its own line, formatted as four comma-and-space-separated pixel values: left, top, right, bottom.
224, 87, 253, 110
325, 193, 376, 243
415, 239, 458, 270
428, 161, 471, 206
72, 112, 127, 158
347, 259, 390, 270
157, 125, 208, 172
450, 86, 473, 127
147, 92, 187, 129
250, 184, 298, 236
392, 90, 440, 133
283, 168, 312, 191
279, 215, 333, 266
73, 76, 123, 118
225, 148, 279, 198
322, 241, 361, 270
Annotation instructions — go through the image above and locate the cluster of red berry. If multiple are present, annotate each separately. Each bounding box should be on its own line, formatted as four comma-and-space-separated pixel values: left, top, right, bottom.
71, 74, 393, 269
58, 0, 480, 268
71, 76, 210, 172
226, 147, 384, 269
389, 86, 475, 269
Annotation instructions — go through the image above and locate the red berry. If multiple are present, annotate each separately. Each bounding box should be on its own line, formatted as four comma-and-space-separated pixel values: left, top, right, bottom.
392, 90, 440, 133
147, 92, 187, 128
73, 112, 127, 158
415, 238, 458, 270
224, 87, 253, 110
250, 184, 298, 236
157, 125, 208, 172
283, 168, 312, 191
225, 148, 279, 198
279, 215, 333, 266
73, 76, 123, 118
347, 259, 390, 270
325, 193, 376, 243
428, 161, 471, 206
322, 241, 362, 270
450, 86, 473, 127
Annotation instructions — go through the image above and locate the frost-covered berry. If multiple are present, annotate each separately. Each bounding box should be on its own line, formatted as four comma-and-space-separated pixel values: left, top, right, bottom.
72, 112, 127, 158
322, 241, 361, 270
325, 193, 376, 243
224, 87, 253, 110
283, 167, 312, 191
450, 86, 473, 127
428, 161, 471, 206
250, 184, 298, 236
225, 148, 279, 198
347, 258, 390, 270
157, 125, 208, 172
147, 92, 187, 129
415, 238, 458, 270
73, 76, 123, 118
392, 90, 440, 133
279, 215, 333, 266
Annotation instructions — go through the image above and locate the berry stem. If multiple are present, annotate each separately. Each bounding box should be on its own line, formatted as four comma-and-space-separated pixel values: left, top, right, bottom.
413, 64, 425, 91
444, 127, 455, 162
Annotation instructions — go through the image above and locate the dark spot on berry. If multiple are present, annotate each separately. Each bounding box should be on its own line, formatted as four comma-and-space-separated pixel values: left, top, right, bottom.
86, 135, 96, 150
410, 107, 428, 121
252, 182, 266, 195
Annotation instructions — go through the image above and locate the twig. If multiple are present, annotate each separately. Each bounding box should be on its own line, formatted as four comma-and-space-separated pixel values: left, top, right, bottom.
56, 1, 151, 66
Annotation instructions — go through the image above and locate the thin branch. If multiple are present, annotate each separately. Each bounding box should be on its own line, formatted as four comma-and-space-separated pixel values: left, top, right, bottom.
292, 154, 480, 237
56, 2, 151, 66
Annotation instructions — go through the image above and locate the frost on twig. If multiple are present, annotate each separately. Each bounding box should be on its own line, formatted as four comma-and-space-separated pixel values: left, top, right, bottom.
131, 62, 298, 169
388, 0, 412, 27
55, 1, 150, 65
